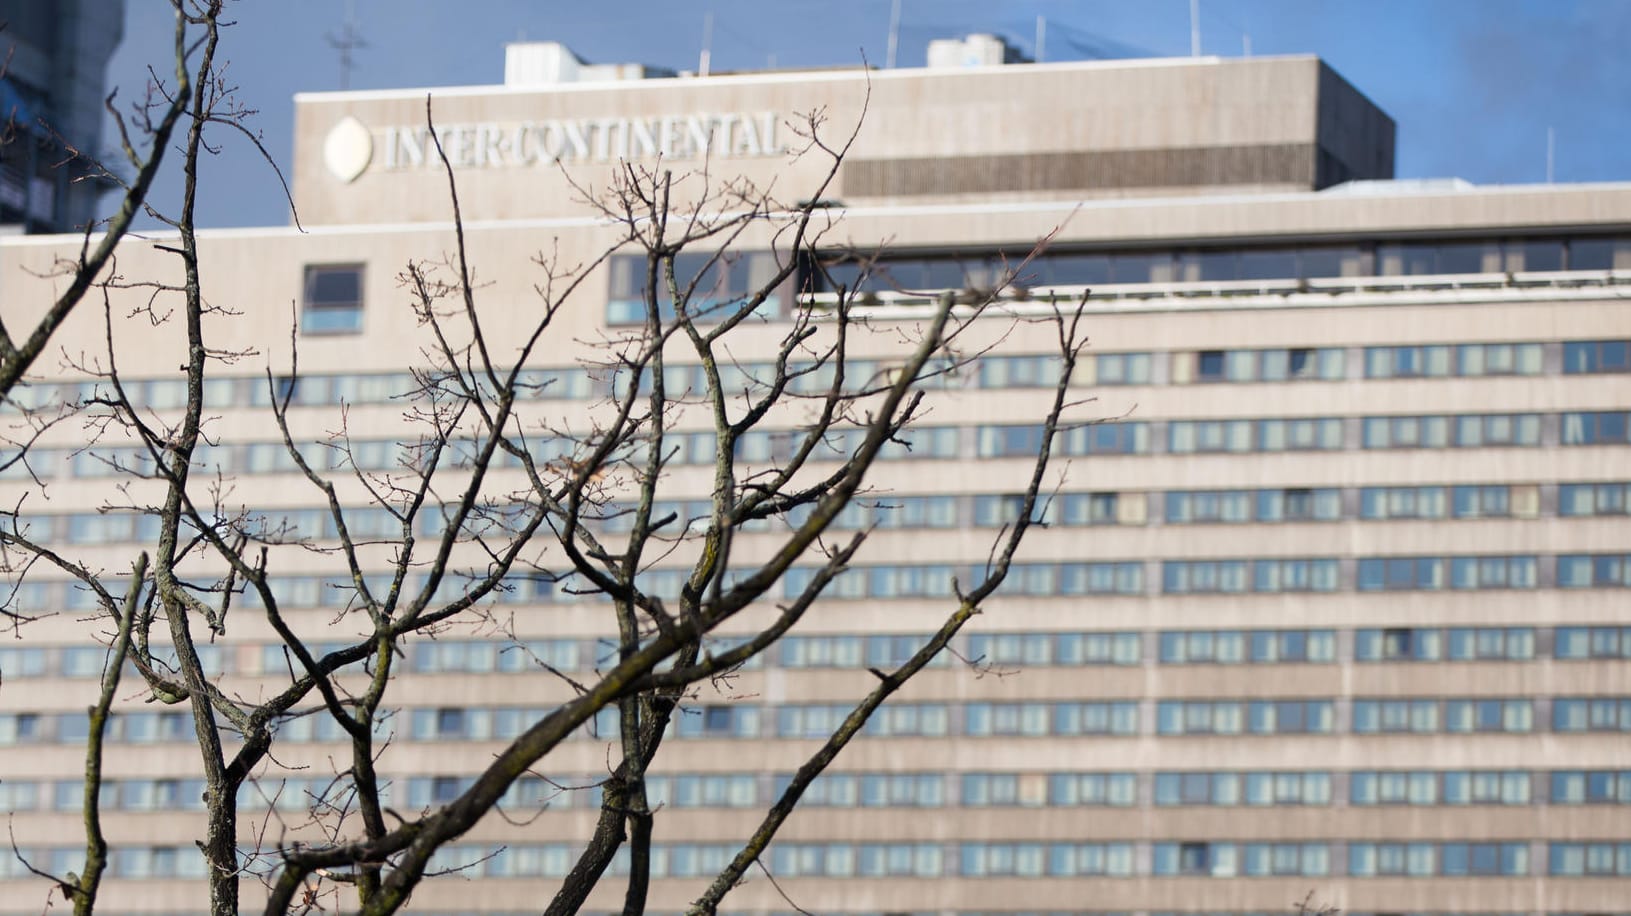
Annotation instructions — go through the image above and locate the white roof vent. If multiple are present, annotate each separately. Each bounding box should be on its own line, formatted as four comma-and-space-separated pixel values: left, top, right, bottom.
504, 42, 583, 86
504, 42, 675, 86
926, 34, 1026, 68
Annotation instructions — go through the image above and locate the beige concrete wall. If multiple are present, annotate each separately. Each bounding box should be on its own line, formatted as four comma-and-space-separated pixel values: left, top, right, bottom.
289, 55, 1391, 226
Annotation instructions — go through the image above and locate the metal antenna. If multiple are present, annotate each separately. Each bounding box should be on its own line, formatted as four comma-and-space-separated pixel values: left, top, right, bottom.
1189, 0, 1201, 56
700, 11, 714, 77
325, 0, 368, 90
1546, 127, 1556, 183
1035, 15, 1046, 63
886, 0, 902, 68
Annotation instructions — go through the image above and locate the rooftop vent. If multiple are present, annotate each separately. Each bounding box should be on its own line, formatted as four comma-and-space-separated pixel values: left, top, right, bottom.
926, 34, 1029, 68
503, 41, 674, 86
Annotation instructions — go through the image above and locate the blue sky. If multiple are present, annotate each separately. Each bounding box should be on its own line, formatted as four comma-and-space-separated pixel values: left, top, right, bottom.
106, 0, 1631, 228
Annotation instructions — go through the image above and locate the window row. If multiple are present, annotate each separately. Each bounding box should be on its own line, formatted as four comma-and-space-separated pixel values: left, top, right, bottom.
1156, 701, 1335, 735
11, 838, 1631, 881
12, 623, 1631, 686
28, 476, 1621, 552
811, 237, 1631, 295
11, 337, 1627, 426
11, 409, 1630, 487
12, 769, 1631, 818
3, 556, 1625, 649
1348, 843, 1529, 877
1364, 343, 1543, 378
1352, 699, 1534, 734
1355, 627, 1535, 661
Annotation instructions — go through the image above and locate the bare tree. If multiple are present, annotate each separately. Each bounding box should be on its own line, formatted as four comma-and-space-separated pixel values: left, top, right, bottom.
0, 16, 1090, 916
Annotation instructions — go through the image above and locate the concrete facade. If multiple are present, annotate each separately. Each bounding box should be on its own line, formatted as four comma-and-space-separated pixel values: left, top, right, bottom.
0, 48, 1628, 916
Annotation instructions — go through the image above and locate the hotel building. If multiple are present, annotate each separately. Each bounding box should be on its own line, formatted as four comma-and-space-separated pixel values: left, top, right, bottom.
1, 37, 1629, 916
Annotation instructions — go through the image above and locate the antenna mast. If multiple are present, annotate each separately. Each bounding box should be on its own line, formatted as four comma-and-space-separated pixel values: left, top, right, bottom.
886, 0, 902, 68
326, 0, 368, 90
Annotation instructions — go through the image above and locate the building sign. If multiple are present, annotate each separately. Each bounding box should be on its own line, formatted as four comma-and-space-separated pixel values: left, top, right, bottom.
323, 111, 785, 183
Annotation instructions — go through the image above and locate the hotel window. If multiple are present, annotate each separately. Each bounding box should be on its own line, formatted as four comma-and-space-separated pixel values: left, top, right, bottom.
1255, 487, 1341, 521
1351, 842, 1527, 877
1357, 627, 1534, 661
977, 354, 1062, 388
1558, 554, 1631, 588
1185, 347, 1343, 383
960, 773, 1030, 807
1564, 340, 1631, 374
1156, 701, 1332, 736
606, 251, 779, 325
1252, 558, 1340, 592
0, 645, 47, 678
1153, 772, 1330, 806
1356, 556, 1536, 591
1377, 240, 1503, 275
1162, 561, 1247, 594
1359, 485, 1447, 519
1442, 771, 1533, 805
1160, 630, 1336, 664
1354, 698, 1530, 734
1368, 344, 1543, 378
674, 705, 759, 739
1445, 699, 1533, 732
1046, 773, 1138, 806
1551, 771, 1631, 804
0, 713, 42, 745
1166, 557, 1337, 595
1059, 491, 1123, 525
1083, 352, 1153, 386
1562, 411, 1631, 445
1548, 843, 1631, 877
1352, 700, 1438, 733
1350, 771, 1440, 805
1153, 842, 1234, 877
1169, 418, 1341, 453
1046, 843, 1135, 877
1362, 414, 1540, 448
301, 264, 364, 334
1054, 632, 1142, 665
1556, 626, 1631, 659
1560, 482, 1631, 516
1240, 843, 1331, 877
967, 632, 1117, 667
1553, 698, 1631, 732
1165, 490, 1252, 523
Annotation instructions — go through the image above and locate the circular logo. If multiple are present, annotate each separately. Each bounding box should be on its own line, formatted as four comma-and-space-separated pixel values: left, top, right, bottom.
323, 116, 373, 183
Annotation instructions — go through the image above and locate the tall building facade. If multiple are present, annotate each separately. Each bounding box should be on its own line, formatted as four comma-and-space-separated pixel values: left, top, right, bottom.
1, 41, 1630, 916
0, 0, 125, 232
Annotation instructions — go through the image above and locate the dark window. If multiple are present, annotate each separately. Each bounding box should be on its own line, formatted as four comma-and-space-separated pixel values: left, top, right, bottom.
1044, 254, 1110, 287
1286, 348, 1313, 378
1236, 249, 1297, 281
302, 265, 364, 334
1283, 488, 1315, 520
1178, 842, 1211, 875
1197, 351, 1226, 381
1508, 239, 1564, 272
1569, 237, 1631, 270
1109, 253, 1170, 284
1437, 243, 1491, 274
1564, 341, 1631, 374
703, 706, 734, 733
1382, 628, 1413, 659
431, 777, 461, 804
